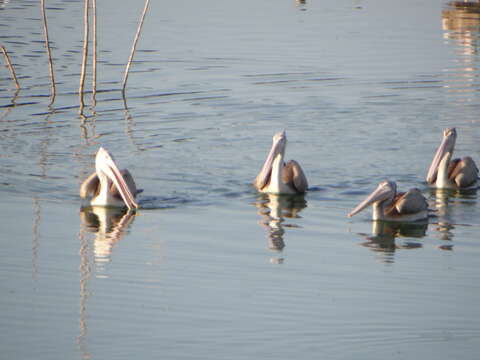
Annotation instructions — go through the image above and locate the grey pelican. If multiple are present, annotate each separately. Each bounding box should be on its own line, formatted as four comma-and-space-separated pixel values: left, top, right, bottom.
426, 127, 478, 189
348, 181, 428, 222
254, 131, 308, 194
80, 147, 139, 210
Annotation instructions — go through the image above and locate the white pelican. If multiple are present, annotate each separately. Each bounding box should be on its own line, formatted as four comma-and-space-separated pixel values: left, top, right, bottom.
80, 147, 139, 210
254, 131, 308, 194
426, 127, 478, 189
348, 181, 428, 222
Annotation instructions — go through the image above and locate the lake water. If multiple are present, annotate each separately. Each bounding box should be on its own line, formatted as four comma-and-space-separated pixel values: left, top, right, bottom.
1, 0, 480, 359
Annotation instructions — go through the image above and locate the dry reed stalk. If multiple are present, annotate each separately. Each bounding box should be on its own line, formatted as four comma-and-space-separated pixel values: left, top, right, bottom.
41, 0, 56, 105
91, 0, 97, 106
1, 45, 20, 89
79, 0, 90, 115
121, 0, 150, 98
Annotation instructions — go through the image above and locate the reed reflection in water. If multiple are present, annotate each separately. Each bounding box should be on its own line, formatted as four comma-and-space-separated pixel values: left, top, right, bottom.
255, 193, 306, 263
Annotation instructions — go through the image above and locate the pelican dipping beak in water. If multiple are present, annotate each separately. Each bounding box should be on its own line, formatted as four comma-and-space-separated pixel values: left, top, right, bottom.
80, 147, 139, 210
427, 127, 478, 189
254, 131, 308, 194
348, 181, 428, 222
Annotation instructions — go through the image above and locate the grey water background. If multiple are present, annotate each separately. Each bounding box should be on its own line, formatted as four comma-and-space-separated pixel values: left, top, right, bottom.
1, 0, 480, 359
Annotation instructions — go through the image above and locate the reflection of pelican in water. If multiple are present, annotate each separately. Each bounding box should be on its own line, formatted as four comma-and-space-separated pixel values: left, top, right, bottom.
76, 206, 135, 356
359, 221, 426, 262
443, 1, 480, 35
348, 181, 428, 222
429, 187, 477, 243
442, 2, 480, 96
295, 0, 306, 8
254, 131, 308, 194
255, 193, 307, 253
80, 206, 136, 264
427, 128, 478, 190
80, 147, 140, 210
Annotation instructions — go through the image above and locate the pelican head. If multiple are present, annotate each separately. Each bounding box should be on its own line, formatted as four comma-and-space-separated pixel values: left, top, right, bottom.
426, 127, 457, 184
348, 181, 396, 218
255, 131, 287, 190
94, 147, 138, 210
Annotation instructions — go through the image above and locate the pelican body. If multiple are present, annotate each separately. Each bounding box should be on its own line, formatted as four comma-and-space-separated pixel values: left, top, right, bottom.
427, 127, 478, 189
348, 181, 428, 222
254, 131, 308, 194
80, 147, 139, 210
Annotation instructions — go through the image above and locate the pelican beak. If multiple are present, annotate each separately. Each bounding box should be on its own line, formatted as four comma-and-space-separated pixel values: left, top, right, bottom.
256, 131, 287, 189
348, 181, 395, 217
426, 128, 457, 184
96, 147, 139, 210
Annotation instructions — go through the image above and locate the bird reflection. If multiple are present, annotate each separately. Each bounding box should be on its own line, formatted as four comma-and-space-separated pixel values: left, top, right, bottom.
255, 193, 307, 263
443, 2, 480, 37
295, 0, 307, 9
429, 187, 477, 246
79, 206, 136, 271
0, 0, 10, 9
442, 1, 480, 94
359, 221, 427, 263
431, 188, 456, 242
442, 1, 480, 56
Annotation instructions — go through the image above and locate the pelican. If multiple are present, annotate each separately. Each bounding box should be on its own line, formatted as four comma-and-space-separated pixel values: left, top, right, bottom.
254, 131, 308, 194
80, 147, 139, 210
347, 181, 428, 222
427, 127, 478, 189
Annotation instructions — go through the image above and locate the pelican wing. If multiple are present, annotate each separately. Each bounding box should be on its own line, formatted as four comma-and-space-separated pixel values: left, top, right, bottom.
254, 170, 271, 191
110, 169, 139, 198
80, 172, 99, 198
394, 188, 427, 215
449, 156, 479, 188
282, 160, 308, 193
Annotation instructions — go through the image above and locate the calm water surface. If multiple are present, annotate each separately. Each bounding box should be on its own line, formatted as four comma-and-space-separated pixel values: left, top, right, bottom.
1, 0, 480, 359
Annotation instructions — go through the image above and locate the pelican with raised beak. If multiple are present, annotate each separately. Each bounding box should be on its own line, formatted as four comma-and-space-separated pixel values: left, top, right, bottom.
80, 147, 139, 210
427, 127, 478, 189
254, 131, 308, 194
348, 181, 428, 222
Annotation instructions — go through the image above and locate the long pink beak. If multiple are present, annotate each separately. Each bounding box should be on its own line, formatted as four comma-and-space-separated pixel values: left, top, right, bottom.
96, 147, 138, 210
256, 131, 286, 189
348, 182, 394, 217
426, 130, 456, 184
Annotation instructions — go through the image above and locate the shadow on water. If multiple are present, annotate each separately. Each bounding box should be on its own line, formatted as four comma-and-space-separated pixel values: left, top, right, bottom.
254, 193, 307, 264
357, 221, 428, 264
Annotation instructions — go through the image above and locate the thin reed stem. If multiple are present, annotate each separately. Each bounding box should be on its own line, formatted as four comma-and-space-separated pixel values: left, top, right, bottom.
121, 0, 150, 99
91, 0, 97, 106
1, 45, 20, 89
41, 0, 56, 105
79, 0, 90, 116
